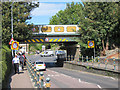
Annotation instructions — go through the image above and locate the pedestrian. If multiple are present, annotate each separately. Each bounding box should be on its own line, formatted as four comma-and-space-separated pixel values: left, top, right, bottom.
22, 53, 26, 66
19, 53, 25, 70
12, 54, 20, 74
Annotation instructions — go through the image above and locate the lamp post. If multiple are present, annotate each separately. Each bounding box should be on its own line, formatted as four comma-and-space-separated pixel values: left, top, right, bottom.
11, 1, 14, 57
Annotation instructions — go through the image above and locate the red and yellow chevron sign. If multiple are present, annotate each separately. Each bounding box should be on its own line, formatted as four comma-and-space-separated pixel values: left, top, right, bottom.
88, 41, 94, 48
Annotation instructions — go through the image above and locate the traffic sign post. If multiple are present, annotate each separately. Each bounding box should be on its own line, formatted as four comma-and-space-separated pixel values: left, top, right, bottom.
88, 41, 94, 48
9, 38, 14, 45
11, 41, 19, 50
88, 41, 95, 61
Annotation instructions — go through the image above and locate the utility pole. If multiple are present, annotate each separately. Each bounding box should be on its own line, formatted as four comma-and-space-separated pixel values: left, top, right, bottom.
11, 1, 14, 57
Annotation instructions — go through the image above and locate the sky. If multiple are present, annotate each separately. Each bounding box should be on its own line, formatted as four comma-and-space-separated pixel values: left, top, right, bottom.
26, 0, 83, 25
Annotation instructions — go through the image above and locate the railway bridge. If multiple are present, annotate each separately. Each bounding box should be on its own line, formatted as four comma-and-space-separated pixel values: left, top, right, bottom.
20, 25, 81, 61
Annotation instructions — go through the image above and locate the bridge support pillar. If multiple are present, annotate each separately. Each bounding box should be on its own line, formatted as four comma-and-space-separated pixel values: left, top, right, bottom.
65, 43, 80, 61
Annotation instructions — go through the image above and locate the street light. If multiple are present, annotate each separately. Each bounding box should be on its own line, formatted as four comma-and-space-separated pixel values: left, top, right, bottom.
11, 1, 14, 57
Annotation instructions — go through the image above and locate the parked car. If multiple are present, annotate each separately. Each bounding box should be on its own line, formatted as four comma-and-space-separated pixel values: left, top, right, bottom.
33, 61, 46, 71
40, 50, 54, 57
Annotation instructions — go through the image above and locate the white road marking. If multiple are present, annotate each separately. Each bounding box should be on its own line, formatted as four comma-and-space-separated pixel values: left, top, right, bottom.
97, 85, 102, 89
110, 77, 116, 80
79, 79, 81, 82
103, 76, 116, 80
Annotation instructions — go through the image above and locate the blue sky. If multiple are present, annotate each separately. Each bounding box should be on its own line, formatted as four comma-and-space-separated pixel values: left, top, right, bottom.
27, 0, 83, 25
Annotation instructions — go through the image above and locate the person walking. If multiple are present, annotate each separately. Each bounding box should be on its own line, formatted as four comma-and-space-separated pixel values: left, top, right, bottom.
12, 54, 20, 74
19, 54, 25, 70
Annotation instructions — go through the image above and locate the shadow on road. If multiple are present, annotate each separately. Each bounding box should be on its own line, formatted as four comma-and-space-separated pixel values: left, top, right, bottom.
45, 60, 64, 68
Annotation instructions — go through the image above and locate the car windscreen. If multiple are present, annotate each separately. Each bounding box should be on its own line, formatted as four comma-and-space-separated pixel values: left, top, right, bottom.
36, 62, 43, 64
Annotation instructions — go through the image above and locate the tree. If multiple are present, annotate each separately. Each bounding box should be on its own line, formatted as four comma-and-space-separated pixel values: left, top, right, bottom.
49, 2, 119, 56
2, 2, 39, 45
49, 2, 84, 25
79, 2, 119, 56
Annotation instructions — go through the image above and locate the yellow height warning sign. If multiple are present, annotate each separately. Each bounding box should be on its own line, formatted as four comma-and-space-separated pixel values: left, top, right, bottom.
11, 41, 19, 50
88, 41, 94, 48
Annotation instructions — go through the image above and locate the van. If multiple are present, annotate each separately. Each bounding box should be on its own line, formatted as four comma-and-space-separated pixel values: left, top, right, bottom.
40, 50, 54, 57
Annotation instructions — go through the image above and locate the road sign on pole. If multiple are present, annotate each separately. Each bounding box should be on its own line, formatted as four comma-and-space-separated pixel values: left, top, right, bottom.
88, 41, 94, 48
88, 40, 95, 61
9, 38, 14, 45
11, 41, 19, 50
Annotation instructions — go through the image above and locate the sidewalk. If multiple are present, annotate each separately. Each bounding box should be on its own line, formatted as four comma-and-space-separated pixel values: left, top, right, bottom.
9, 67, 33, 88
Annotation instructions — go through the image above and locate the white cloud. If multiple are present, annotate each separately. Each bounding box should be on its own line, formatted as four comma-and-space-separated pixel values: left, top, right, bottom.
31, 3, 66, 16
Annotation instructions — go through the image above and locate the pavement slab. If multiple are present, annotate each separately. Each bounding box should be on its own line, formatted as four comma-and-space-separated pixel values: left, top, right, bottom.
10, 68, 33, 88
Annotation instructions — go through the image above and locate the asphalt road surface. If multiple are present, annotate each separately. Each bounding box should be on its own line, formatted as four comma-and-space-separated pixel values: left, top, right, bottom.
26, 54, 119, 89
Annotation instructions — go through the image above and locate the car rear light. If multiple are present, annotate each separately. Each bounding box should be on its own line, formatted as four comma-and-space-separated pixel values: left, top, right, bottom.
34, 64, 36, 66
44, 64, 46, 66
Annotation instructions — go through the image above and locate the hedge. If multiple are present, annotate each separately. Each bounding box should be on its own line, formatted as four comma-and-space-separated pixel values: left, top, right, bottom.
2, 45, 12, 88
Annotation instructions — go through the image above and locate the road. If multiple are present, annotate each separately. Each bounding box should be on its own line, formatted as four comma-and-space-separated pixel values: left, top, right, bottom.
26, 54, 118, 89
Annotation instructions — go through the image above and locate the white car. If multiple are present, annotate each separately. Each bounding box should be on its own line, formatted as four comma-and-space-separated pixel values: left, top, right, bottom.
33, 61, 46, 71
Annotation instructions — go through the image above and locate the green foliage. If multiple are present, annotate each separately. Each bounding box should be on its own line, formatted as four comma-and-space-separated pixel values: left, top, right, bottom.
86, 66, 90, 69
49, 2, 119, 56
2, 2, 39, 44
49, 2, 84, 25
79, 2, 119, 56
29, 43, 44, 52
2, 45, 12, 88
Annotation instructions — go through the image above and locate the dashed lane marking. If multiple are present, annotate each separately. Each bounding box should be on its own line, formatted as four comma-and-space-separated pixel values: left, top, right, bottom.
110, 77, 116, 80
97, 85, 102, 89
79, 79, 81, 82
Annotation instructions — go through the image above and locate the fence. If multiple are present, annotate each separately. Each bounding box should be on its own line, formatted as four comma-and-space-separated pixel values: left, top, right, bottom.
26, 58, 51, 89
68, 56, 119, 71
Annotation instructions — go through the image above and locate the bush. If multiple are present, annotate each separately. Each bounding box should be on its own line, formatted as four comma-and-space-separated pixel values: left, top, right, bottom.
2, 45, 12, 88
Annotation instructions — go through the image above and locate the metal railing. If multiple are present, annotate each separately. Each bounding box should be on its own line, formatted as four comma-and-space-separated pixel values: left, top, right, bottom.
68, 56, 118, 71
26, 58, 51, 89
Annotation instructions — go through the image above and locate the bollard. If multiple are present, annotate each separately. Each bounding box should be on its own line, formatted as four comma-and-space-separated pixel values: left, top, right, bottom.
36, 72, 40, 88
86, 56, 88, 66
92, 56, 94, 66
113, 58, 116, 70
31, 66, 34, 80
33, 69, 36, 82
29, 59, 31, 63
98, 56, 100, 68
40, 72, 44, 88
45, 77, 51, 90
105, 57, 108, 69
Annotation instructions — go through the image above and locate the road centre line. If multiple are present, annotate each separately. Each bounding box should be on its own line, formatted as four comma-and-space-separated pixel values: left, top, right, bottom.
110, 77, 116, 80
79, 79, 81, 82
97, 85, 102, 89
